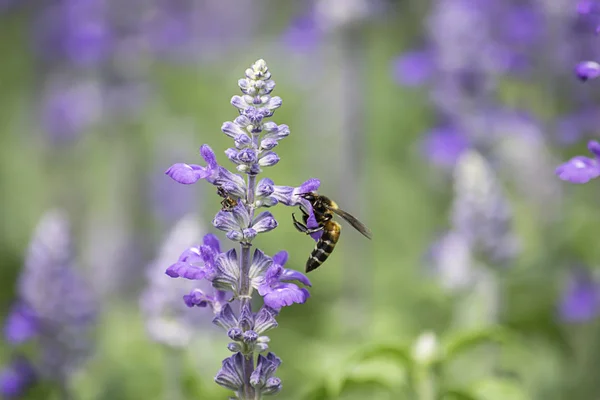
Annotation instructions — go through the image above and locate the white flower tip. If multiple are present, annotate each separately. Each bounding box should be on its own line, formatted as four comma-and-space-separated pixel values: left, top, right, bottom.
412, 331, 438, 364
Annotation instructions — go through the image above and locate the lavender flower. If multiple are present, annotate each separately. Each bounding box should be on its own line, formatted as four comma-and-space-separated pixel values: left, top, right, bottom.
556, 140, 600, 183
451, 150, 519, 265
9, 210, 97, 392
165, 60, 315, 398
559, 268, 600, 322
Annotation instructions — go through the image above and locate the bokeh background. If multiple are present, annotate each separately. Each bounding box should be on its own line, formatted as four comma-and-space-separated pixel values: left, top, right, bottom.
1, 0, 600, 399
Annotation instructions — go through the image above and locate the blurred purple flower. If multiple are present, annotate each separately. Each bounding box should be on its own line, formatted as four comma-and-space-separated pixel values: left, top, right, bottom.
16, 210, 97, 381
0, 357, 36, 398
452, 150, 520, 265
555, 141, 600, 183
282, 15, 321, 53
4, 303, 38, 345
61, 0, 112, 66
421, 126, 470, 167
559, 269, 600, 322
141, 214, 208, 348
392, 50, 434, 87
39, 79, 103, 143
575, 61, 600, 81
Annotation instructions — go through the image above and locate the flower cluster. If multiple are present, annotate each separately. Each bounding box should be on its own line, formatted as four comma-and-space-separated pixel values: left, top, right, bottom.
2, 210, 97, 397
165, 59, 317, 398
555, 2, 600, 183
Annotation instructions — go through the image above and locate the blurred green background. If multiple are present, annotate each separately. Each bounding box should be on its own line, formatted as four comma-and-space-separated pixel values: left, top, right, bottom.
2, 1, 600, 399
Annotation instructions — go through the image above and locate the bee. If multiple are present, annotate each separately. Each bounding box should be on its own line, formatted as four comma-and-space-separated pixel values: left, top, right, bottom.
217, 186, 238, 212
292, 192, 372, 272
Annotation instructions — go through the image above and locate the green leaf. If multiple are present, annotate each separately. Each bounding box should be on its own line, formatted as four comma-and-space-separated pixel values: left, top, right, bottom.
443, 327, 515, 361
469, 378, 528, 400
352, 344, 413, 370
300, 383, 334, 400
441, 388, 479, 400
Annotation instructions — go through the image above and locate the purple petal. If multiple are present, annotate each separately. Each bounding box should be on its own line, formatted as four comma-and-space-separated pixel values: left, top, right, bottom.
200, 144, 218, 170
555, 156, 600, 184
306, 212, 323, 241
177, 247, 203, 263
252, 212, 278, 233
260, 138, 278, 150
295, 178, 321, 195
577, 0, 600, 14
421, 126, 469, 167
392, 50, 434, 87
4, 304, 38, 344
263, 284, 310, 310
221, 121, 245, 138
575, 61, 600, 81
280, 268, 312, 287
203, 233, 221, 254
272, 251, 288, 267
588, 140, 600, 158
165, 163, 209, 184
215, 352, 245, 391
282, 15, 321, 53
225, 148, 239, 164
258, 151, 280, 167
559, 271, 600, 322
212, 303, 238, 330
183, 289, 211, 308
0, 357, 36, 398
166, 262, 207, 280
256, 178, 275, 198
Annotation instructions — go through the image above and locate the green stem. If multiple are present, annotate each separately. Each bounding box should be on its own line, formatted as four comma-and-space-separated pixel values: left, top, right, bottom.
414, 366, 436, 400
163, 347, 183, 400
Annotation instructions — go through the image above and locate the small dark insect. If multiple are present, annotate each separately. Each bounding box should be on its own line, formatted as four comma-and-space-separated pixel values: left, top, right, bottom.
217, 186, 238, 212
292, 192, 372, 273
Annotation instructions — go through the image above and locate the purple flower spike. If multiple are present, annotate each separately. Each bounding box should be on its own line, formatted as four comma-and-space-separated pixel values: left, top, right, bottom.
163, 60, 314, 397
166, 144, 219, 185
257, 251, 311, 310
575, 61, 600, 81
4, 303, 38, 344
559, 270, 600, 323
555, 141, 600, 184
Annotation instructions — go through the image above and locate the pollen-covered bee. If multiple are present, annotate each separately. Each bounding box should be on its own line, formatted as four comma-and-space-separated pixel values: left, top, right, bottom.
292, 192, 372, 272
217, 186, 238, 212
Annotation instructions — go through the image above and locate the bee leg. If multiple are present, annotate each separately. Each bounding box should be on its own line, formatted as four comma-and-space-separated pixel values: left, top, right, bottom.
292, 213, 309, 233
292, 213, 324, 234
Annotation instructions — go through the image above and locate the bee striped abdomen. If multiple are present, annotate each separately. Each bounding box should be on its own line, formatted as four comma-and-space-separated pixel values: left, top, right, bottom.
306, 221, 341, 272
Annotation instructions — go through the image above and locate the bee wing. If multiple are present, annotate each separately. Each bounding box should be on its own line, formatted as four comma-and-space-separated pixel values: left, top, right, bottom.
330, 207, 372, 239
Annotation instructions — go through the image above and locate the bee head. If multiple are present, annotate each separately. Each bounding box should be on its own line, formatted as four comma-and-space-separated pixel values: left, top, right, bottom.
298, 192, 318, 202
